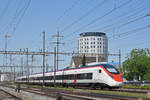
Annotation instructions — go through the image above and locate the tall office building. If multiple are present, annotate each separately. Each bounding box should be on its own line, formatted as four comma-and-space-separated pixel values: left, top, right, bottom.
78, 32, 108, 61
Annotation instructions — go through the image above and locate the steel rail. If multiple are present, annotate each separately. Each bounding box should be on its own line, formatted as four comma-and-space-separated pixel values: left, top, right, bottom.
0, 88, 22, 100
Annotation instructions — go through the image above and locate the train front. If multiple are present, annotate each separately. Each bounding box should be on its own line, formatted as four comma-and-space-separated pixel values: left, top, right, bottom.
100, 64, 123, 88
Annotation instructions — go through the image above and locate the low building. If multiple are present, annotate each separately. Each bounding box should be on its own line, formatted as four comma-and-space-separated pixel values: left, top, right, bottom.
0, 74, 9, 82
0, 71, 18, 82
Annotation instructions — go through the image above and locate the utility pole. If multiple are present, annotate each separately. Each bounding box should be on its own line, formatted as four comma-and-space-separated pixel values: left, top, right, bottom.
46, 52, 49, 72
4, 34, 11, 72
52, 31, 63, 70
9, 55, 12, 80
9, 55, 12, 72
26, 48, 29, 83
14, 63, 16, 82
31, 55, 34, 75
42, 31, 46, 87
54, 47, 56, 87
21, 57, 23, 76
119, 49, 121, 68
13, 57, 15, 83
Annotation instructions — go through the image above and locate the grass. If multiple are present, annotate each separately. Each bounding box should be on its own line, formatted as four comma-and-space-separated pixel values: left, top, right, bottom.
20, 84, 148, 99
85, 89, 147, 99
123, 84, 150, 90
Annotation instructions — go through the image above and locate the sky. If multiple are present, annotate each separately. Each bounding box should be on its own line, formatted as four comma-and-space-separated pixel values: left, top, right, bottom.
0, 0, 150, 73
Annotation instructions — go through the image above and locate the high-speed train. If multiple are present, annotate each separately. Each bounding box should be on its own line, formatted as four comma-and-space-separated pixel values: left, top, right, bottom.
16, 63, 123, 88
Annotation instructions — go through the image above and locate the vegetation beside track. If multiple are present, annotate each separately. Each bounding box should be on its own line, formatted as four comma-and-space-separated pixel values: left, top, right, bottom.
20, 84, 148, 99
85, 89, 147, 99
123, 84, 150, 90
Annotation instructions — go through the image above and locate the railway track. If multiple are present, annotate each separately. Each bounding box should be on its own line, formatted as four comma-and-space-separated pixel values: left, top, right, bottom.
2, 83, 150, 100
113, 88, 150, 94
0, 88, 22, 100
21, 86, 142, 100
74, 86, 149, 94
22, 87, 99, 100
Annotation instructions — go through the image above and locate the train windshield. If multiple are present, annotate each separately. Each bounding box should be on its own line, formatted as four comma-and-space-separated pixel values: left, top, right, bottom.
101, 64, 120, 74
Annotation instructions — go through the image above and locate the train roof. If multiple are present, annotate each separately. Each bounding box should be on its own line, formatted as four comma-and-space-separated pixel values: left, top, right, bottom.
16, 63, 118, 79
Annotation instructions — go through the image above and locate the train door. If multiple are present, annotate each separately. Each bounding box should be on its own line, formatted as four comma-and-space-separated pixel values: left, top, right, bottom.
73, 71, 77, 88
62, 70, 67, 87
94, 68, 105, 83
62, 71, 64, 85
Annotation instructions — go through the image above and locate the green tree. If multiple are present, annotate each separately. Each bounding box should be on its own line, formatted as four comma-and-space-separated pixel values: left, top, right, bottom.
82, 55, 86, 66
122, 48, 150, 81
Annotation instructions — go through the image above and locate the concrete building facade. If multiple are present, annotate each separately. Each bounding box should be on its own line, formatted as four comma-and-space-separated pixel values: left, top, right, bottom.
78, 32, 108, 61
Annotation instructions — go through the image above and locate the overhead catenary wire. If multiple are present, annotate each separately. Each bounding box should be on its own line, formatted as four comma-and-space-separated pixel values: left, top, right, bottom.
12, 0, 31, 35
69, 0, 132, 35
109, 38, 150, 57
58, 0, 133, 53
108, 24, 150, 40
91, 1, 150, 31
57, 0, 81, 25
111, 39, 150, 50
64, 23, 150, 53
0, 0, 13, 34
63, 0, 133, 50
103, 14, 150, 32
61, 0, 108, 33
0, 0, 31, 35
0, 0, 23, 34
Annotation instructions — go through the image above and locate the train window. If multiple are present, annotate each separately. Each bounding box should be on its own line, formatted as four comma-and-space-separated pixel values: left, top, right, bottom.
45, 76, 52, 80
101, 64, 119, 74
77, 73, 92, 79
87, 73, 92, 79
99, 70, 101, 73
107, 68, 117, 73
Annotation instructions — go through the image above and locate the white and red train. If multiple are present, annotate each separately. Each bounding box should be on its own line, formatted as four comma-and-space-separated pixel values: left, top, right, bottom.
16, 63, 123, 88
